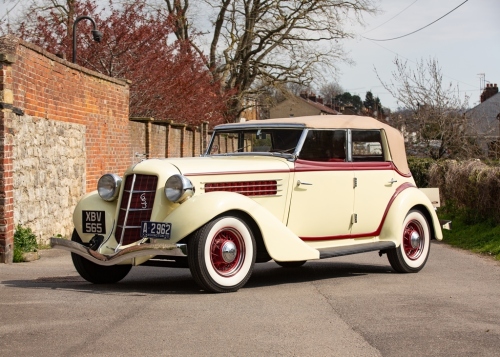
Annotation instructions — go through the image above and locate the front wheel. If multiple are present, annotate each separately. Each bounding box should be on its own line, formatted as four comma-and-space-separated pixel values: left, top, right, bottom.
71, 230, 132, 284
387, 210, 431, 273
188, 215, 256, 293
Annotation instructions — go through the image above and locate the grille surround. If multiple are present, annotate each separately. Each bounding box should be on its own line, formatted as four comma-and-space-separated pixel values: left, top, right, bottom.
115, 174, 158, 246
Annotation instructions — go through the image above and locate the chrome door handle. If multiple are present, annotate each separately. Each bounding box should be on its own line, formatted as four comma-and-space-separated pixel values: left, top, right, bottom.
297, 180, 313, 187
388, 179, 397, 184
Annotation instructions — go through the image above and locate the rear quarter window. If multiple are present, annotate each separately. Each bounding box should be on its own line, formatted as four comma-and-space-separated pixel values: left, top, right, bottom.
351, 130, 384, 162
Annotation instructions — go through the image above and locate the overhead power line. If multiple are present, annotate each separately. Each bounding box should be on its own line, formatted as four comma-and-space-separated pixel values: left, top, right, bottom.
362, 0, 469, 42
363, 0, 421, 34
365, 39, 478, 89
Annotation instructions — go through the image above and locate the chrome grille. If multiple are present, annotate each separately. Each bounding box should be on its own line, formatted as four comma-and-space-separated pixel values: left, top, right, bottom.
115, 174, 158, 246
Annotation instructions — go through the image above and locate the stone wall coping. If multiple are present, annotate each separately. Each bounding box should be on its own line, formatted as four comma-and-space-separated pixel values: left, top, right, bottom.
130, 117, 203, 131
129, 117, 155, 122
0, 35, 130, 87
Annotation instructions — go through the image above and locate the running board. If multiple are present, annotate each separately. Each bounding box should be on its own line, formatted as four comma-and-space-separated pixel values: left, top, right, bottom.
318, 242, 396, 259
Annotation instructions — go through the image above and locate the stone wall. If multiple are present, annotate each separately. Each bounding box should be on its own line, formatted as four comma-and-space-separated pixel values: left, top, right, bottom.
12, 115, 85, 243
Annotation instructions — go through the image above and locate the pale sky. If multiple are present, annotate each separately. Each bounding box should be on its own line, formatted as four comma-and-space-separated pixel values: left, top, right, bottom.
1, 0, 498, 112
337, 0, 500, 110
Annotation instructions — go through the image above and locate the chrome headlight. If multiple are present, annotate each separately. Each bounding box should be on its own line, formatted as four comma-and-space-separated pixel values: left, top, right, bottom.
97, 173, 122, 202
165, 174, 194, 203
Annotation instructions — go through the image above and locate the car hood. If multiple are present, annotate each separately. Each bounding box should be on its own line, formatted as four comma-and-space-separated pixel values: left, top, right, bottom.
159, 155, 293, 176
130, 155, 293, 177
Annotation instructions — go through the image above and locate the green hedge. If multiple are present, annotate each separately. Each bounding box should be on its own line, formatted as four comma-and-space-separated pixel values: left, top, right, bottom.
409, 157, 500, 223
407, 157, 437, 188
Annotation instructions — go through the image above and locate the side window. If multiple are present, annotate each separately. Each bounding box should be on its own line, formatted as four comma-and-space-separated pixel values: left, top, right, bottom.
299, 130, 346, 162
351, 130, 384, 162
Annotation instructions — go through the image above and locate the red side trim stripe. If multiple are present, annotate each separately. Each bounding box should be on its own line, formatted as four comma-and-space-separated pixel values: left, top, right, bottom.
300, 182, 416, 241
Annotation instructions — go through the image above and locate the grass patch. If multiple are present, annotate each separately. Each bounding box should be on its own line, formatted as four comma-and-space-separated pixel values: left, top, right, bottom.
441, 212, 500, 260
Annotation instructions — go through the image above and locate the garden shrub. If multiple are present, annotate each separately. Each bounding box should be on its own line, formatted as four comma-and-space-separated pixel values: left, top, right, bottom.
407, 157, 436, 188
429, 159, 500, 224
13, 224, 38, 263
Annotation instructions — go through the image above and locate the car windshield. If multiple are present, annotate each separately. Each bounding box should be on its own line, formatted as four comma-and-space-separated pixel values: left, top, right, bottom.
206, 128, 304, 157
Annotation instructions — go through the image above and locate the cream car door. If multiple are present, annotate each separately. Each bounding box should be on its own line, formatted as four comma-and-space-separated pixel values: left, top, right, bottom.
287, 130, 355, 240
349, 130, 398, 236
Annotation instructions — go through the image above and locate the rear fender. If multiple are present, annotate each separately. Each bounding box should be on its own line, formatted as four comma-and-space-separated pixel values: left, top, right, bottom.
380, 187, 443, 245
166, 191, 320, 261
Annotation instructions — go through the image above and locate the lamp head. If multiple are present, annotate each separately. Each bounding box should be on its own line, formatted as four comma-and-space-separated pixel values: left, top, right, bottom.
92, 30, 103, 43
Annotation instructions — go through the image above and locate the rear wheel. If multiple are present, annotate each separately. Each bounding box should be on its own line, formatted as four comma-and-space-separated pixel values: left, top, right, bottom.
71, 230, 132, 284
387, 210, 431, 273
188, 215, 256, 293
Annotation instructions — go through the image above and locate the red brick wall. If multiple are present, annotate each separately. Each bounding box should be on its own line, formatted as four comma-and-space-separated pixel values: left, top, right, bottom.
129, 120, 147, 163
150, 122, 167, 158
130, 119, 209, 159
0, 35, 130, 263
0, 49, 15, 263
9, 40, 130, 193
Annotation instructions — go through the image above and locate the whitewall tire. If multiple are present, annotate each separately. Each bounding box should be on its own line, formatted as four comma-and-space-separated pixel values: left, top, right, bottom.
188, 215, 256, 293
387, 210, 431, 273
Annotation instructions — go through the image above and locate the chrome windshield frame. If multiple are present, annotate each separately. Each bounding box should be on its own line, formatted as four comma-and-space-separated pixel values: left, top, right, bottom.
203, 124, 308, 161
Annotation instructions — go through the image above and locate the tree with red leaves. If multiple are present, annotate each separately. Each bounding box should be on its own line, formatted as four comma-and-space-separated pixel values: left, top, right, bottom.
14, 0, 229, 126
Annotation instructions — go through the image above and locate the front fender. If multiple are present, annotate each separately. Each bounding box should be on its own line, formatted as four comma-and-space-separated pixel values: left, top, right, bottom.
73, 191, 117, 243
380, 186, 443, 244
166, 192, 320, 261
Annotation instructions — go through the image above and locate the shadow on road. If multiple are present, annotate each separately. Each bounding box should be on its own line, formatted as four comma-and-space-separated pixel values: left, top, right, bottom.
248, 260, 394, 289
2, 258, 394, 295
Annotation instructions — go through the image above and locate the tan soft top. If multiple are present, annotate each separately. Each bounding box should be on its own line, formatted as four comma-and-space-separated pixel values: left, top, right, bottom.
216, 115, 410, 175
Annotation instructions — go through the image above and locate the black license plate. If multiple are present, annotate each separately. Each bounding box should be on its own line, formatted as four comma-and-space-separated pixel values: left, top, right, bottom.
140, 221, 171, 239
82, 211, 106, 234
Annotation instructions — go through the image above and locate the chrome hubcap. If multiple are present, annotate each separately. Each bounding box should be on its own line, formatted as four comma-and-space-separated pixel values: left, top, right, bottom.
410, 231, 421, 249
403, 219, 424, 260
221, 241, 237, 263
210, 227, 245, 277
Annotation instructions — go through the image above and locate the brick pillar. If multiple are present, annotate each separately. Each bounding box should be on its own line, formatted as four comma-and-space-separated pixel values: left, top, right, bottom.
202, 121, 209, 154
180, 124, 187, 157
165, 120, 172, 158
191, 127, 196, 157
145, 120, 152, 159
0, 43, 17, 263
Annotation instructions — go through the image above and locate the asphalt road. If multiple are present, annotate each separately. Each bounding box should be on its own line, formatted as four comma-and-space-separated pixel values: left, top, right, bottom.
1, 241, 499, 357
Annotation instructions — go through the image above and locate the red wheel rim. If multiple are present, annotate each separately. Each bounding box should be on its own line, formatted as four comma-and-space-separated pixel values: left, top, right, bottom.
210, 227, 245, 277
403, 219, 424, 260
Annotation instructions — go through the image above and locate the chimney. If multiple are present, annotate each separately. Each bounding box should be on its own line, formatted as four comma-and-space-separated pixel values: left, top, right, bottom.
317, 96, 323, 104
481, 83, 499, 103
300, 91, 308, 99
308, 93, 316, 102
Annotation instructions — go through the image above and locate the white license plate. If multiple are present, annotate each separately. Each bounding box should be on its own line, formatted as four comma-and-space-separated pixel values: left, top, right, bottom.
140, 221, 171, 239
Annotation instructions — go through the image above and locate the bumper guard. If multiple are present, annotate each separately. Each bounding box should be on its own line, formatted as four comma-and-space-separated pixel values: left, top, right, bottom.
50, 237, 187, 266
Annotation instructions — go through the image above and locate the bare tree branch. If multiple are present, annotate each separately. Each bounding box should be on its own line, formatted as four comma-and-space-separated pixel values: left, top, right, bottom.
377, 58, 479, 159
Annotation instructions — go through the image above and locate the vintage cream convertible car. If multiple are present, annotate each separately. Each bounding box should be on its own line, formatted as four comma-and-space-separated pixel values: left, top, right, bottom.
51, 115, 445, 293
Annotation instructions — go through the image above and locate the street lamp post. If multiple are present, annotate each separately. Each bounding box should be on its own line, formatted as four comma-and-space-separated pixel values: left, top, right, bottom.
72, 16, 102, 63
